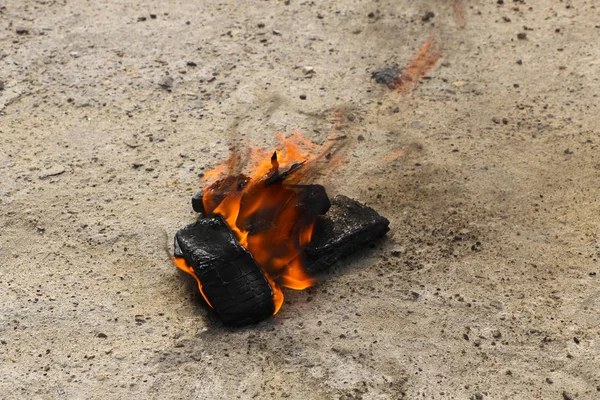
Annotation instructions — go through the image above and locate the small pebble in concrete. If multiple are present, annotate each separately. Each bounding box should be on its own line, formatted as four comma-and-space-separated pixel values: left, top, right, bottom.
158, 76, 174, 90
39, 165, 66, 179
422, 11, 435, 22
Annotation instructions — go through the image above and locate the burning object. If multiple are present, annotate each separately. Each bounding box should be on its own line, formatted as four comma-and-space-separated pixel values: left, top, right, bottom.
372, 37, 441, 93
173, 133, 389, 325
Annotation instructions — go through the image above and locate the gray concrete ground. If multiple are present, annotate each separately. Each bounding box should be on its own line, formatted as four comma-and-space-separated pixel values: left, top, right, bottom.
1, 0, 600, 399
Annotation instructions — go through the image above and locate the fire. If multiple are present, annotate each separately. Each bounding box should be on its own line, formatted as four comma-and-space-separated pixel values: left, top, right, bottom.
177, 132, 341, 314
171, 256, 214, 308
392, 37, 441, 93
384, 147, 408, 162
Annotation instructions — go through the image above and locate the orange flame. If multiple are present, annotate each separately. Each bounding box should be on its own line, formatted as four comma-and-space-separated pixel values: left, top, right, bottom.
384, 148, 407, 162
172, 256, 213, 308
182, 132, 342, 314
393, 37, 441, 93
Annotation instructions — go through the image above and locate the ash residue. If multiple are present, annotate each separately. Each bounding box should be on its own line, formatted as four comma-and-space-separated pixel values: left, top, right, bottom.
371, 64, 401, 88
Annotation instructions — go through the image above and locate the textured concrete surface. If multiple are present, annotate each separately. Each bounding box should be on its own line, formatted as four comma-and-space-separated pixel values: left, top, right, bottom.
1, 0, 600, 399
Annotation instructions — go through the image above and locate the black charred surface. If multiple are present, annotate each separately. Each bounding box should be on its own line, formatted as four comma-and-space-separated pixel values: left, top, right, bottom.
292, 184, 331, 216
303, 195, 390, 275
174, 215, 275, 325
371, 64, 401, 89
191, 191, 205, 214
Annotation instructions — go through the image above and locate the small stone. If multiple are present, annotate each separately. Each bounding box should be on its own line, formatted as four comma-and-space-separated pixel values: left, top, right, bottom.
123, 139, 141, 148
516, 59, 522, 65
189, 101, 204, 110
299, 94, 307, 100
158, 76, 174, 90
372, 64, 401, 88
200, 75, 215, 83
39, 165, 66, 179
137, 16, 147, 22
186, 61, 197, 67
15, 26, 30, 35
96, 333, 108, 339
546, 377, 553, 384
150, 14, 157, 19
422, 11, 435, 22
0, 80, 4, 91
490, 300, 504, 310
272, 29, 281, 35
302, 66, 314, 75
562, 391, 574, 400
517, 32, 527, 40
69, 52, 80, 58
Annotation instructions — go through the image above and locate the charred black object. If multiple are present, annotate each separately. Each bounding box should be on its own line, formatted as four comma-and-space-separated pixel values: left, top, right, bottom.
371, 64, 402, 89
174, 215, 275, 326
303, 195, 390, 275
174, 190, 390, 325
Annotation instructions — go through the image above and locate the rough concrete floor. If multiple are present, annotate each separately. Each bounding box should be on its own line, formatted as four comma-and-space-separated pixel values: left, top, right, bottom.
1, 0, 600, 399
